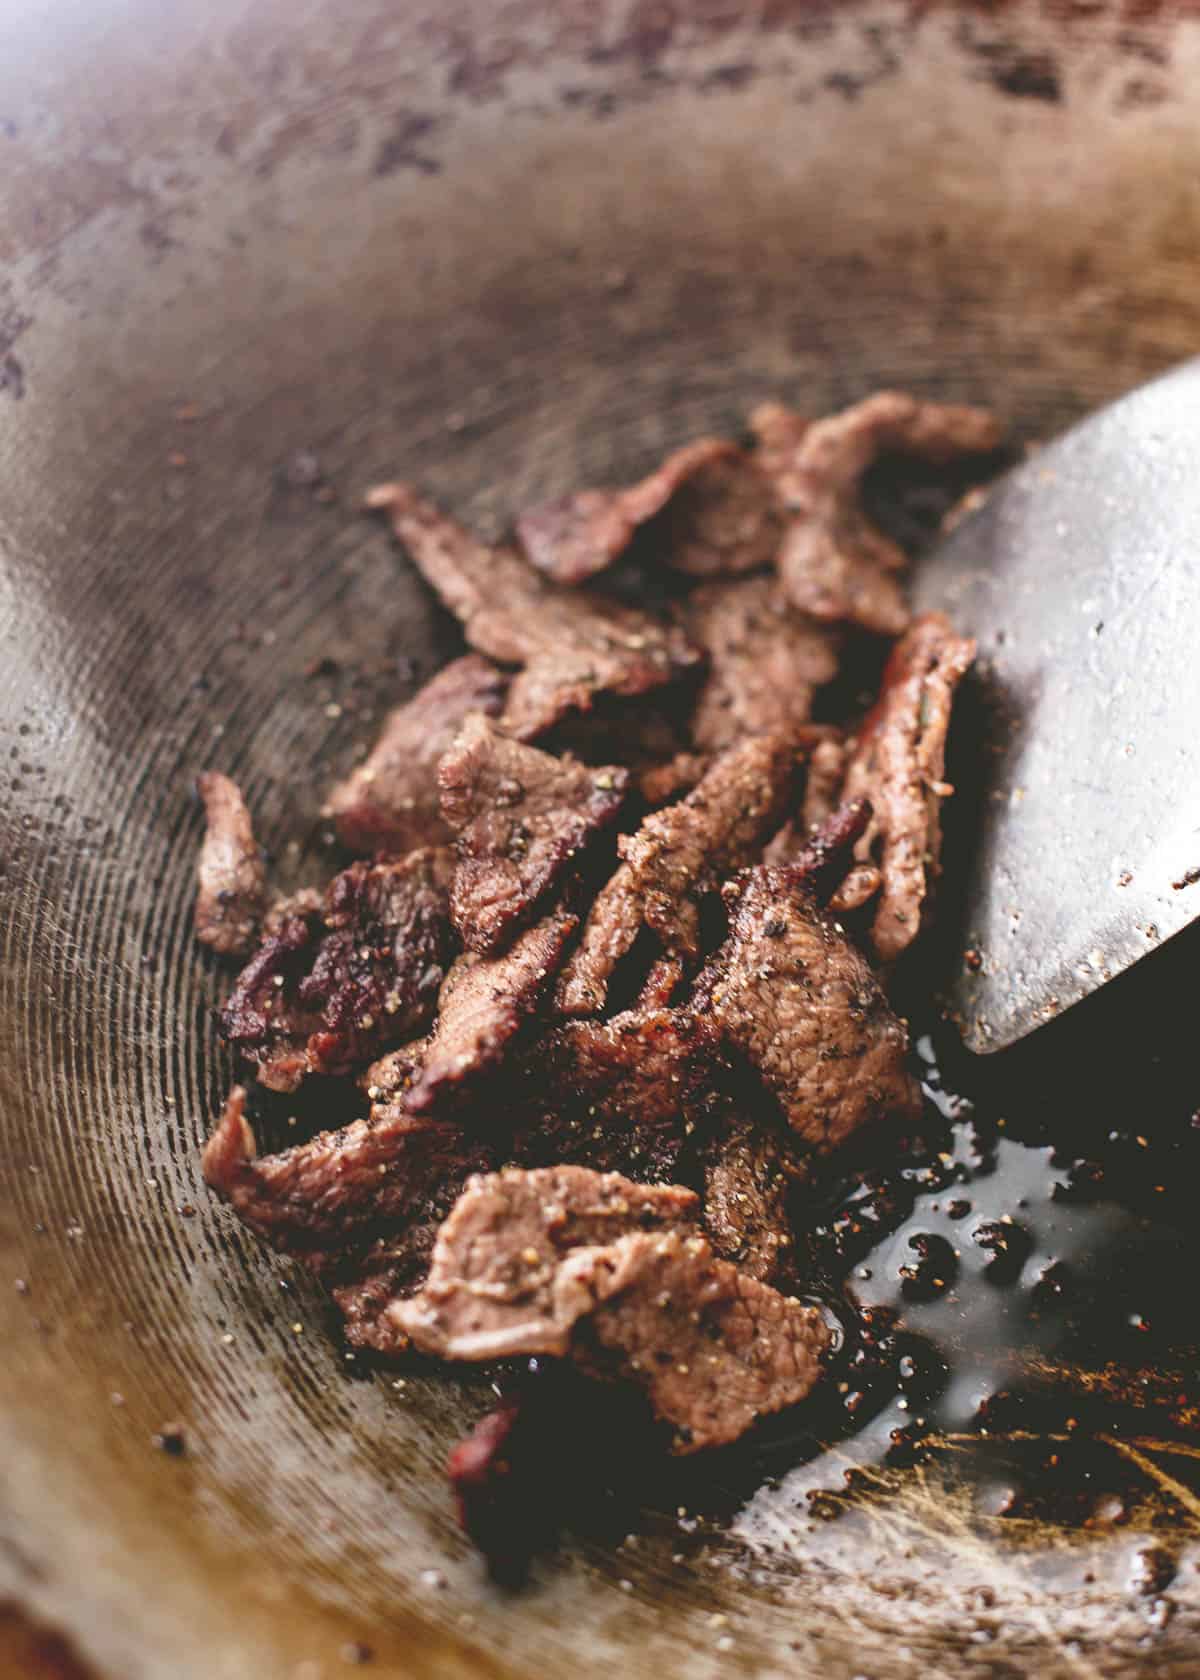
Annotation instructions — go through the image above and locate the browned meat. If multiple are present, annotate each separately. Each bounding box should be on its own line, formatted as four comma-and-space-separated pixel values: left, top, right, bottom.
511, 1006, 722, 1183
368, 484, 700, 740
694, 865, 921, 1152
675, 575, 840, 752
389, 1166, 699, 1358
775, 796, 873, 904
324, 655, 506, 854
571, 1229, 830, 1450
194, 772, 266, 957
773, 391, 1000, 634
701, 1118, 806, 1284
658, 449, 782, 578
801, 734, 848, 832
636, 751, 709, 808
439, 715, 627, 953
839, 611, 975, 960
201, 1083, 493, 1270
747, 400, 810, 481
406, 911, 578, 1116
220, 848, 453, 1090
516, 437, 736, 584
557, 732, 799, 1016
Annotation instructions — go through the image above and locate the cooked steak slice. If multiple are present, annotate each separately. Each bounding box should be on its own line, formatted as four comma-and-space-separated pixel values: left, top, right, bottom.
701, 1117, 806, 1284
773, 391, 1000, 634
676, 576, 840, 752
568, 1229, 830, 1451
406, 911, 578, 1116
517, 437, 736, 584
658, 449, 782, 579
389, 1166, 699, 1359
747, 400, 810, 482
511, 1006, 721, 1183
324, 655, 507, 854
439, 715, 627, 953
694, 865, 921, 1152
839, 611, 975, 960
368, 484, 700, 740
557, 732, 799, 1016
637, 751, 709, 809
194, 772, 267, 957
201, 1083, 494, 1270
220, 848, 453, 1090
801, 734, 848, 832
780, 796, 873, 905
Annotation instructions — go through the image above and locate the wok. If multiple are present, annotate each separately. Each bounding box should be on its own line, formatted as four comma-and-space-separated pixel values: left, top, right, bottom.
3, 3, 1200, 1675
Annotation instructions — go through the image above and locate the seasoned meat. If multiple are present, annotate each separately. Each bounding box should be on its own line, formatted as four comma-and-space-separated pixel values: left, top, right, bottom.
767, 796, 873, 905
406, 911, 578, 1116
694, 865, 921, 1152
839, 611, 975, 960
658, 449, 782, 578
220, 848, 453, 1090
801, 734, 848, 832
511, 1006, 722, 1183
368, 484, 700, 739
201, 1083, 493, 1270
557, 732, 799, 1016
390, 1166, 699, 1359
516, 437, 736, 584
701, 1117, 806, 1284
773, 391, 1000, 634
324, 655, 506, 854
636, 751, 709, 809
676, 575, 840, 752
747, 400, 810, 482
570, 1229, 830, 1450
439, 714, 627, 953
194, 772, 267, 957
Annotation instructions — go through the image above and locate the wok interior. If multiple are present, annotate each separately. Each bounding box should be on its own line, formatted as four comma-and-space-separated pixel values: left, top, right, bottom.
3, 3, 1200, 1676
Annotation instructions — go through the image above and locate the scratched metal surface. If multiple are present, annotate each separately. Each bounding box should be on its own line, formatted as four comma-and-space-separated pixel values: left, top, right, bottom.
3, 3, 1200, 1677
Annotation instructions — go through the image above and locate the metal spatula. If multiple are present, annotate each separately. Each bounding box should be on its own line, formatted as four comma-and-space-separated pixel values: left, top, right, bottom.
912, 358, 1200, 1053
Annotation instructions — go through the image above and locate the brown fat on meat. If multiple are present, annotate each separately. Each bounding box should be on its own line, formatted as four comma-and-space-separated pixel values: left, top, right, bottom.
219, 848, 453, 1091
439, 714, 627, 953
771, 391, 1000, 635
839, 611, 975, 960
388, 1166, 700, 1359
676, 575, 840, 753
324, 655, 507, 854
201, 1082, 494, 1271
368, 484, 700, 740
557, 731, 800, 1017
516, 437, 737, 584
405, 910, 579, 1117
694, 864, 921, 1152
194, 772, 267, 957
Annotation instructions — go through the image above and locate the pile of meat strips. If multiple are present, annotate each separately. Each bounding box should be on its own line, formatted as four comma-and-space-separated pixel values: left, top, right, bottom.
196, 390, 995, 1536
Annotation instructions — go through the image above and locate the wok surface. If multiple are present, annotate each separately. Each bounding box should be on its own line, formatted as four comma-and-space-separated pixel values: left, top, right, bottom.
3, 3, 1200, 1675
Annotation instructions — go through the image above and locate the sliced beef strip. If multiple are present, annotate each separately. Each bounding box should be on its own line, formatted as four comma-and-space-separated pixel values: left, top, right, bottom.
516, 437, 736, 585
765, 796, 873, 905
368, 484, 700, 740
701, 1117, 806, 1285
220, 848, 453, 1091
405, 911, 579, 1117
389, 1166, 699, 1359
657, 449, 782, 579
694, 864, 922, 1153
194, 772, 267, 957
439, 714, 627, 954
636, 751, 709, 809
202, 1083, 494, 1272
557, 731, 799, 1016
838, 611, 975, 961
772, 391, 1000, 635
324, 654, 507, 855
675, 575, 840, 753
747, 400, 810, 482
568, 1228, 831, 1451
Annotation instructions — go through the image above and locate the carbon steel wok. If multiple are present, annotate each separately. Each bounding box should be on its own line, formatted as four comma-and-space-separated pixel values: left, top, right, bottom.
4, 3, 1200, 1676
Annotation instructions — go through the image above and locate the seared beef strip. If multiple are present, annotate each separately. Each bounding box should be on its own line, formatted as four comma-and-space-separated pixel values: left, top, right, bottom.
772, 391, 1000, 635
368, 484, 700, 740
694, 865, 922, 1152
406, 911, 579, 1116
676, 575, 840, 753
837, 611, 975, 960
194, 772, 267, 957
557, 731, 799, 1016
801, 734, 848, 832
778, 796, 873, 904
636, 751, 709, 809
439, 715, 627, 953
390, 1166, 699, 1358
701, 1116, 807, 1285
516, 437, 737, 584
202, 1082, 493, 1270
324, 655, 507, 854
220, 848, 453, 1091
657, 448, 782, 579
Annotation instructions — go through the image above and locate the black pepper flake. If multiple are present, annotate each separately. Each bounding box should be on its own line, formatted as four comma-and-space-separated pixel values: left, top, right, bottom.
341, 1642, 374, 1666
152, 1421, 188, 1456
